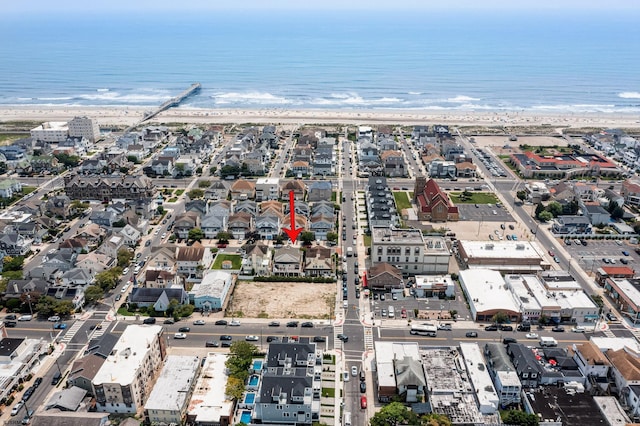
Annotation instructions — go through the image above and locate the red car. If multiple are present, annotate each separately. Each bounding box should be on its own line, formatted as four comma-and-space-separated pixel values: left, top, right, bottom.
548, 250, 555, 256
401, 309, 407, 319
360, 396, 367, 409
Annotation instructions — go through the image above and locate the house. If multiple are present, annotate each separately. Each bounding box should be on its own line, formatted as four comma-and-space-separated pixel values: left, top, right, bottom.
506, 343, 543, 388
253, 341, 322, 425
45, 285, 85, 310
176, 243, 213, 283
455, 161, 477, 178
129, 287, 190, 311
374, 342, 425, 403
89, 210, 119, 227
310, 200, 333, 218
0, 179, 22, 199
146, 246, 177, 272
380, 150, 406, 177
59, 237, 90, 254
0, 232, 31, 256
63, 173, 155, 201
144, 269, 177, 289
255, 178, 280, 201
98, 234, 125, 259
255, 212, 282, 240
367, 263, 403, 291
551, 215, 592, 234
582, 203, 610, 226
428, 160, 457, 179
413, 177, 459, 222
307, 181, 333, 202
607, 347, 640, 418
75, 252, 114, 274
2, 278, 48, 301
281, 180, 306, 200
240, 243, 272, 276
230, 179, 256, 201
189, 270, 234, 312
304, 246, 333, 277
201, 212, 227, 239
204, 181, 230, 201
309, 215, 333, 241
292, 160, 311, 176
227, 212, 253, 240
76, 224, 106, 248
286, 200, 309, 218
273, 246, 303, 277
483, 343, 521, 407
620, 178, 640, 207
119, 224, 141, 247
185, 199, 208, 216
569, 341, 610, 390
234, 200, 257, 217
128, 197, 156, 220
173, 212, 200, 239
45, 195, 74, 218
61, 268, 94, 287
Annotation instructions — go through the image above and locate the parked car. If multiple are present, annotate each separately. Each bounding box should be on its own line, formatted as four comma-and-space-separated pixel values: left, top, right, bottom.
301, 322, 314, 328
286, 321, 299, 327
502, 337, 517, 345
229, 320, 241, 326
221, 341, 232, 348
53, 323, 67, 329
360, 395, 368, 409
359, 381, 366, 393
47, 316, 61, 322
465, 331, 478, 338
163, 319, 175, 324
268, 321, 280, 327
351, 366, 358, 377
266, 336, 280, 342
115, 294, 122, 301
525, 333, 539, 339
11, 401, 24, 416
572, 326, 586, 333
143, 317, 156, 324
174, 333, 187, 339
214, 320, 228, 326
499, 325, 513, 331
205, 341, 219, 348
18, 315, 32, 321
193, 320, 206, 325
551, 326, 565, 332
245, 335, 259, 341
313, 336, 326, 343
220, 335, 232, 340
484, 325, 498, 331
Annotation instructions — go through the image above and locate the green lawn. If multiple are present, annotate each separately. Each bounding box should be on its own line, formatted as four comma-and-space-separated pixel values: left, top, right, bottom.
212, 253, 243, 270
393, 191, 412, 211
331, 191, 337, 202
22, 186, 37, 195
363, 235, 371, 248
322, 387, 335, 398
167, 197, 178, 203
449, 192, 499, 204
175, 189, 185, 196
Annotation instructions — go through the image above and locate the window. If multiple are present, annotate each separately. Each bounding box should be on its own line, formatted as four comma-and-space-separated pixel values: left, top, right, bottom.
405, 248, 410, 255
405, 257, 409, 262
415, 247, 420, 254
522, 373, 528, 378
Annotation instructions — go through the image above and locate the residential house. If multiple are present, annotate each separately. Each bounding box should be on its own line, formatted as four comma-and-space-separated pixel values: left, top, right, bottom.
45, 195, 74, 219
146, 246, 177, 272
367, 263, 403, 291
144, 269, 177, 289
204, 181, 230, 201
61, 268, 94, 287
98, 234, 125, 259
304, 246, 333, 277
380, 151, 407, 177
455, 161, 477, 178
312, 152, 334, 177
116, 224, 140, 248
31, 155, 63, 174
483, 343, 521, 407
79, 158, 108, 175
309, 215, 333, 241
234, 200, 257, 217
0, 232, 31, 256
620, 178, 640, 207
59, 237, 90, 254
285, 200, 309, 218
189, 270, 234, 312
569, 341, 610, 391
201, 212, 227, 239
45, 284, 85, 310
76, 252, 114, 274
240, 243, 272, 276
292, 145, 313, 163
244, 152, 266, 175
582, 203, 611, 226
185, 199, 208, 217
176, 243, 213, 283
413, 177, 459, 222
281, 180, 306, 200
173, 212, 200, 239
129, 287, 190, 312
366, 176, 398, 227
128, 197, 156, 220
292, 160, 311, 176
307, 181, 333, 202
89, 210, 120, 227
256, 212, 282, 240
310, 200, 333, 218
227, 212, 253, 240
2, 278, 48, 301
0, 179, 22, 198
230, 179, 256, 201
551, 215, 592, 234
255, 178, 281, 202
506, 343, 543, 388
273, 246, 303, 277
76, 224, 106, 249
428, 160, 457, 179
127, 144, 148, 162
63, 173, 155, 201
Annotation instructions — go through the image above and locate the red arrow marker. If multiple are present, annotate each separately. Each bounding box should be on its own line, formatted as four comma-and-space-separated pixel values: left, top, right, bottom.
283, 190, 303, 243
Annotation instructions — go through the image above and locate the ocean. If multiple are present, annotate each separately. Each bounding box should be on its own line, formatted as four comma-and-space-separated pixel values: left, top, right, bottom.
1, 9, 639, 113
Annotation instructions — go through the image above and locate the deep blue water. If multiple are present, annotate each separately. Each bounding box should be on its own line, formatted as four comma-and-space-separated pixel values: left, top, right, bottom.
1, 10, 639, 112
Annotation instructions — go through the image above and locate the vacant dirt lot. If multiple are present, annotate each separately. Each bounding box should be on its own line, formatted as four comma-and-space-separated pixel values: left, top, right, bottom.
227, 281, 336, 319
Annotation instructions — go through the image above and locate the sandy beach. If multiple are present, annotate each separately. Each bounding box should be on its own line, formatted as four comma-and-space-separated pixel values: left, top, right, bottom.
1, 106, 640, 129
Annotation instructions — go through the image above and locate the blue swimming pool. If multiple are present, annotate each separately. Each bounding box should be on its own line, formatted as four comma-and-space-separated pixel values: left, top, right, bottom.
244, 392, 255, 404
240, 410, 252, 424
248, 375, 259, 386
252, 360, 263, 370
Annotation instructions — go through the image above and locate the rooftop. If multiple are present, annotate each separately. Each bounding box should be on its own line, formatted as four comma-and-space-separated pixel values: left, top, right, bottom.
188, 353, 234, 423
610, 278, 640, 308
145, 355, 200, 413
524, 386, 607, 426
459, 240, 545, 260
372, 226, 425, 244
459, 269, 520, 315
375, 341, 421, 388
459, 343, 499, 414
191, 271, 232, 299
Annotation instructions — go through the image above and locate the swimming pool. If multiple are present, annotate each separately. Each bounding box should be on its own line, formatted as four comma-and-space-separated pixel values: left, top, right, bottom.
240, 410, 252, 424
248, 375, 260, 386
252, 360, 263, 370
244, 392, 255, 404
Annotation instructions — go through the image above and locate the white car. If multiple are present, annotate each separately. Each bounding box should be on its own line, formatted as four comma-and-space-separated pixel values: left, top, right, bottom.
121, 284, 130, 293
572, 326, 586, 333
48, 315, 61, 322
525, 333, 539, 339
229, 320, 241, 326
161, 233, 167, 239
351, 366, 358, 377
174, 333, 187, 339
122, 267, 129, 275
193, 320, 206, 325
245, 335, 259, 341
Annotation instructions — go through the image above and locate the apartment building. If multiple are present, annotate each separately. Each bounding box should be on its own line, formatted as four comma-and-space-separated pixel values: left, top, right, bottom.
68, 116, 100, 142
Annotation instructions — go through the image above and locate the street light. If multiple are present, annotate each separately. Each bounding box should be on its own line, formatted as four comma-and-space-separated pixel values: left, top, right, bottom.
26, 294, 33, 317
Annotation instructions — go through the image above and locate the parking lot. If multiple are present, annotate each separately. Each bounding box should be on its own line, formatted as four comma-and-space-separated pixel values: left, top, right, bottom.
562, 239, 638, 273
458, 203, 514, 223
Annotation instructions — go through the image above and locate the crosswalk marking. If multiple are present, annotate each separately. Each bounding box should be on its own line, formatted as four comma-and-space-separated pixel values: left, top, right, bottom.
60, 320, 85, 343
363, 326, 374, 351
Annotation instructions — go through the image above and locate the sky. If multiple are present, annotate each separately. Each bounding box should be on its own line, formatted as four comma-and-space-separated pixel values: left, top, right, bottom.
4, 0, 639, 14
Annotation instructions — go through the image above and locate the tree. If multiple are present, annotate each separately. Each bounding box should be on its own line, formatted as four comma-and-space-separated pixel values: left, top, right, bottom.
370, 402, 418, 426
538, 211, 553, 222
117, 248, 133, 267
419, 413, 452, 426
2, 256, 24, 272
534, 203, 545, 219
198, 179, 211, 189
461, 190, 472, 199
36, 296, 59, 317
516, 190, 528, 202
94, 268, 122, 291
546, 201, 563, 218
225, 376, 245, 401
54, 300, 75, 316
209, 166, 217, 175
175, 163, 186, 177
157, 205, 165, 215
126, 155, 140, 164
491, 311, 508, 324
112, 219, 126, 228
84, 285, 104, 304
187, 188, 204, 199
2, 270, 23, 280
174, 304, 195, 318
188, 228, 205, 242
501, 410, 539, 426
300, 231, 315, 245
216, 231, 233, 244
326, 232, 338, 244
610, 205, 625, 220
225, 341, 257, 381
0, 161, 7, 175
54, 153, 81, 168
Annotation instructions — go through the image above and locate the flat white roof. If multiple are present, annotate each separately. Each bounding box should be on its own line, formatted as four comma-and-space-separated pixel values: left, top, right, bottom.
459, 343, 499, 414
590, 337, 640, 353
612, 279, 640, 308
459, 269, 520, 315
555, 290, 597, 310
497, 370, 521, 388
460, 240, 544, 260
504, 275, 542, 313
375, 341, 420, 388
188, 353, 234, 423
93, 325, 162, 386
191, 270, 232, 299
32, 121, 68, 130
593, 396, 631, 426
415, 275, 453, 289
507, 274, 559, 309
256, 178, 280, 185
144, 355, 200, 413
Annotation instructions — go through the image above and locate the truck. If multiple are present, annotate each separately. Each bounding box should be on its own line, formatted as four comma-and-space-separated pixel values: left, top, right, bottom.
346, 247, 353, 257
539, 336, 557, 347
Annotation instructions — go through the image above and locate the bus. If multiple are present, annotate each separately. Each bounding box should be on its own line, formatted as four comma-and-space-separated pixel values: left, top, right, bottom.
410, 323, 437, 337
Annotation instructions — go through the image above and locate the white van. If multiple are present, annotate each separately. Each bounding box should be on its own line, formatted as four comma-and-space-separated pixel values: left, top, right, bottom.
343, 411, 352, 426
343, 300, 348, 309
388, 306, 395, 318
